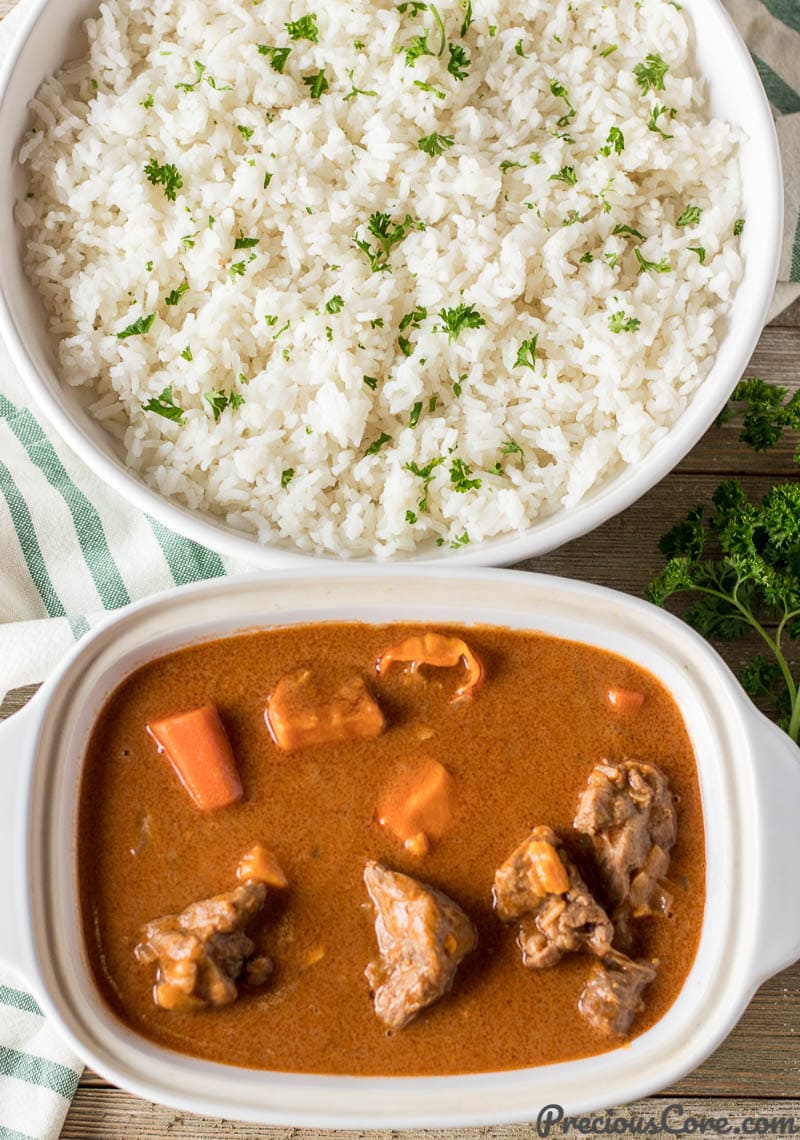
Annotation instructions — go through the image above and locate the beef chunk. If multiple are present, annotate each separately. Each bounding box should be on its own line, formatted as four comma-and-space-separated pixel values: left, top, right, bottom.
493, 826, 614, 968
135, 881, 271, 1012
578, 950, 658, 1036
364, 861, 477, 1030
573, 760, 677, 918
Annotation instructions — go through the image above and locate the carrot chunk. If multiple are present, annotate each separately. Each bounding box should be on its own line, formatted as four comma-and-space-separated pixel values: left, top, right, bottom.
376, 632, 483, 703
378, 758, 456, 854
607, 688, 645, 715
237, 844, 288, 890
266, 671, 384, 751
147, 705, 243, 812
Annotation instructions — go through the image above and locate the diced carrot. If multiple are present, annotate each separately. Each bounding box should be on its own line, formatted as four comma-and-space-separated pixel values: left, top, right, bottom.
525, 839, 570, 896
378, 758, 455, 854
376, 632, 484, 703
147, 705, 243, 812
237, 844, 288, 889
266, 671, 384, 751
606, 688, 645, 715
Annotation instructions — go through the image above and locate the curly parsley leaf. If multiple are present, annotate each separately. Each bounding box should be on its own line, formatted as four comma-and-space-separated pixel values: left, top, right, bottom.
514, 336, 539, 370
549, 165, 577, 186
449, 457, 481, 492
721, 378, 800, 454
285, 14, 319, 42
599, 126, 624, 156
634, 247, 671, 274
204, 390, 245, 422
117, 313, 156, 339
143, 385, 184, 424
405, 455, 445, 512
281, 468, 295, 489
608, 310, 641, 334
303, 69, 329, 98
438, 303, 485, 341
258, 45, 292, 72
676, 204, 703, 227
418, 131, 455, 156
447, 42, 471, 79
144, 159, 183, 202
405, 31, 434, 66
633, 53, 669, 95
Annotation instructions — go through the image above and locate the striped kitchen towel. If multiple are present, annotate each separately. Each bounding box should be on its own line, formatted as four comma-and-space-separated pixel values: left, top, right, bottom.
0, 0, 799, 1137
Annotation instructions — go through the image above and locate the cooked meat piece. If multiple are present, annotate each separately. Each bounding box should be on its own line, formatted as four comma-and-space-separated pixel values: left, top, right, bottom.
364, 861, 477, 1030
266, 671, 384, 750
578, 950, 658, 1036
493, 826, 613, 968
135, 881, 270, 1012
573, 760, 677, 918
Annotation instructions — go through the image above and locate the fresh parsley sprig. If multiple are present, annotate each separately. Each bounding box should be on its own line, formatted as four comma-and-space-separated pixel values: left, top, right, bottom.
647, 378, 800, 741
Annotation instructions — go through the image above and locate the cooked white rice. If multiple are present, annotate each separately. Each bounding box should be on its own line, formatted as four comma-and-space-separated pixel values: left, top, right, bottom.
17, 0, 743, 558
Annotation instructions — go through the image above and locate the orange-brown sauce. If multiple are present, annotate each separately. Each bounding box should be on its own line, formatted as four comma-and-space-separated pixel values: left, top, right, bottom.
78, 623, 705, 1075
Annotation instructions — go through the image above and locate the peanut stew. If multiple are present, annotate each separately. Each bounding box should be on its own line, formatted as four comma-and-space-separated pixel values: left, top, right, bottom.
78, 622, 705, 1075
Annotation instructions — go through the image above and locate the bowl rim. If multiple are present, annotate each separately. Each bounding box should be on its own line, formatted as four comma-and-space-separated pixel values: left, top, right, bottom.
0, 0, 785, 567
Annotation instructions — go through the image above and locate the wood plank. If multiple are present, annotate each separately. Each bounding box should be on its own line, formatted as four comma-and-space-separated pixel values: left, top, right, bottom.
60, 1090, 800, 1138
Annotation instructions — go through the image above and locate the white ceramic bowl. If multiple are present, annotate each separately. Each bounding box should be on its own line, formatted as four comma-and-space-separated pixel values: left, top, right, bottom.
0, 567, 798, 1127
0, 0, 783, 567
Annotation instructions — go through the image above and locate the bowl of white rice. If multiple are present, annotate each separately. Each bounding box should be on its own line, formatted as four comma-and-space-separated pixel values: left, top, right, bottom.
0, 0, 782, 565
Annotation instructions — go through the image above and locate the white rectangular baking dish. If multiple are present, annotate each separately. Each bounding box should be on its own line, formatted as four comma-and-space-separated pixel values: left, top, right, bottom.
0, 567, 798, 1126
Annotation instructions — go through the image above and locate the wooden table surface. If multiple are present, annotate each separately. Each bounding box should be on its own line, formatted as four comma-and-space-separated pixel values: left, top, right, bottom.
2, 0, 800, 1132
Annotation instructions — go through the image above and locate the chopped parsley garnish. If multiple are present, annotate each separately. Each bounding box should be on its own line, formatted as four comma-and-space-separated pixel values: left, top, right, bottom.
612, 223, 645, 241
503, 437, 524, 459
447, 42, 471, 80
165, 283, 189, 307
405, 32, 434, 66
273, 320, 291, 339
325, 294, 344, 313
515, 39, 528, 57
355, 211, 422, 272
514, 336, 538, 370
549, 165, 577, 186
237, 124, 254, 141
140, 93, 154, 109
145, 260, 154, 272
689, 246, 706, 263
343, 68, 378, 101
281, 468, 295, 488
234, 235, 260, 250
430, 4, 447, 54
228, 262, 247, 280
647, 103, 674, 139
599, 44, 618, 57
117, 313, 156, 339
418, 131, 455, 156
370, 317, 385, 329
175, 60, 230, 93
579, 251, 594, 263
676, 205, 702, 227
405, 456, 445, 512
181, 346, 193, 361
635, 248, 671, 274
399, 305, 427, 331
363, 375, 379, 390
734, 218, 745, 236
303, 70, 329, 99
450, 531, 470, 548
606, 251, 618, 268
364, 432, 392, 456
144, 159, 183, 202
406, 510, 418, 524
500, 159, 525, 172
549, 78, 576, 127
438, 303, 485, 341
449, 457, 481, 493
599, 126, 624, 156
634, 53, 669, 95
409, 401, 423, 427
414, 79, 447, 99
608, 310, 641, 334
204, 390, 245, 422
264, 171, 273, 188
143, 385, 184, 423
264, 314, 278, 326
398, 335, 414, 357
258, 45, 292, 73
398, 1, 429, 14
285, 14, 319, 42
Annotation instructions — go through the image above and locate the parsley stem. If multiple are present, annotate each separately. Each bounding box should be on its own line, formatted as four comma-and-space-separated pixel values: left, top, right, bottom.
430, 3, 447, 55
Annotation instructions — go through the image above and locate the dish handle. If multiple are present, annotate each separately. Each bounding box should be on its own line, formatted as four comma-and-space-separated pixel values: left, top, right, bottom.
749, 712, 800, 985
0, 701, 39, 985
